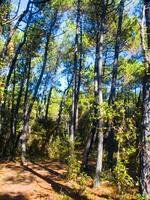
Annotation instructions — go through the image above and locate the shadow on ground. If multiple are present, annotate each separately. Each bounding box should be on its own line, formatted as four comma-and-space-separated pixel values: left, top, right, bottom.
24, 165, 88, 200
0, 194, 27, 200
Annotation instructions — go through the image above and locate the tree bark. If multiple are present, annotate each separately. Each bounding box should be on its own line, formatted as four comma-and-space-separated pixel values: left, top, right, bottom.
107, 0, 125, 168
56, 86, 69, 135
19, 57, 31, 164
109, 0, 125, 105
20, 33, 51, 164
70, 0, 82, 151
3, 10, 32, 109
140, 2, 150, 197
0, 1, 30, 58
20, 7, 58, 162
45, 86, 53, 121
94, 0, 107, 188
83, 128, 95, 169
11, 58, 31, 159
10, 69, 16, 158
94, 31, 104, 187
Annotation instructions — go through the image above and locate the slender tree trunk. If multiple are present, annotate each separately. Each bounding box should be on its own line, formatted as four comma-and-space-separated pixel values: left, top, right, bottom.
0, 1, 30, 58
94, 0, 107, 188
83, 129, 95, 169
3, 10, 32, 110
76, 13, 83, 130
83, 43, 99, 169
70, 0, 80, 147
108, 0, 125, 105
94, 31, 104, 187
145, 0, 150, 48
111, 3, 124, 77
11, 58, 31, 159
45, 86, 53, 121
70, 0, 82, 152
10, 69, 16, 158
41, 86, 53, 151
42, 56, 60, 148
140, 2, 150, 197
21, 106, 29, 165
20, 19, 56, 163
44, 55, 59, 122
2, 68, 16, 158
83, 56, 100, 168
56, 87, 69, 135
19, 57, 31, 164
107, 0, 125, 168
83, 0, 107, 172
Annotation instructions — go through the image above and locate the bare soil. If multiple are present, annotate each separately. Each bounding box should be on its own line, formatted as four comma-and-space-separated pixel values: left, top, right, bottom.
0, 161, 135, 200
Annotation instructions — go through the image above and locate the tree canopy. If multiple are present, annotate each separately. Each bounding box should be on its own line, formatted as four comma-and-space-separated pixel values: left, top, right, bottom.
0, 0, 150, 199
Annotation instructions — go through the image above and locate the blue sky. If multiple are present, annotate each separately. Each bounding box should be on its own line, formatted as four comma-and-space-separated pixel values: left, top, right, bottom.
11, 0, 141, 92
19, 0, 28, 13
13, 0, 28, 15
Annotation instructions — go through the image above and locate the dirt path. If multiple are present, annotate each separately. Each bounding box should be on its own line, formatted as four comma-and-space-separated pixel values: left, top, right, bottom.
0, 161, 135, 200
0, 160, 97, 200
0, 161, 78, 200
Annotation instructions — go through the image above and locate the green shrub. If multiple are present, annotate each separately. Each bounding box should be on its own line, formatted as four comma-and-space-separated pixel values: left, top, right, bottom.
77, 172, 90, 192
114, 160, 134, 192
67, 154, 81, 180
136, 194, 145, 200
48, 134, 70, 161
100, 170, 116, 183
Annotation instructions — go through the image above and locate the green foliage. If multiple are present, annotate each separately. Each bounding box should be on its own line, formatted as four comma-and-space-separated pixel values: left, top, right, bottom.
0, 0, 147, 198
0, 2, 12, 24
136, 193, 150, 200
60, 192, 70, 200
114, 160, 134, 191
28, 124, 46, 157
122, 16, 141, 52
67, 154, 81, 180
48, 134, 82, 181
77, 172, 90, 193
99, 170, 116, 183
48, 134, 71, 161
48, 134, 80, 159
119, 58, 145, 85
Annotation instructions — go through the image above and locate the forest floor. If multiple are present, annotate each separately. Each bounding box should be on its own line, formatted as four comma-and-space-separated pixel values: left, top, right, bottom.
0, 160, 136, 200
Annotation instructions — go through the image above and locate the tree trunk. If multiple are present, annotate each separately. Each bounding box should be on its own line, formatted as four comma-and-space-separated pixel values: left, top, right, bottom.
94, 31, 104, 187
56, 86, 69, 135
83, 38, 99, 169
83, 128, 95, 169
45, 86, 53, 121
12, 58, 31, 159
94, 0, 107, 188
0, 1, 30, 58
20, 15, 57, 162
10, 69, 16, 158
140, 2, 150, 197
21, 106, 29, 165
41, 86, 53, 151
3, 10, 32, 109
140, 74, 150, 197
70, 0, 81, 151
109, 0, 125, 104
145, 0, 150, 49
107, 0, 125, 168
